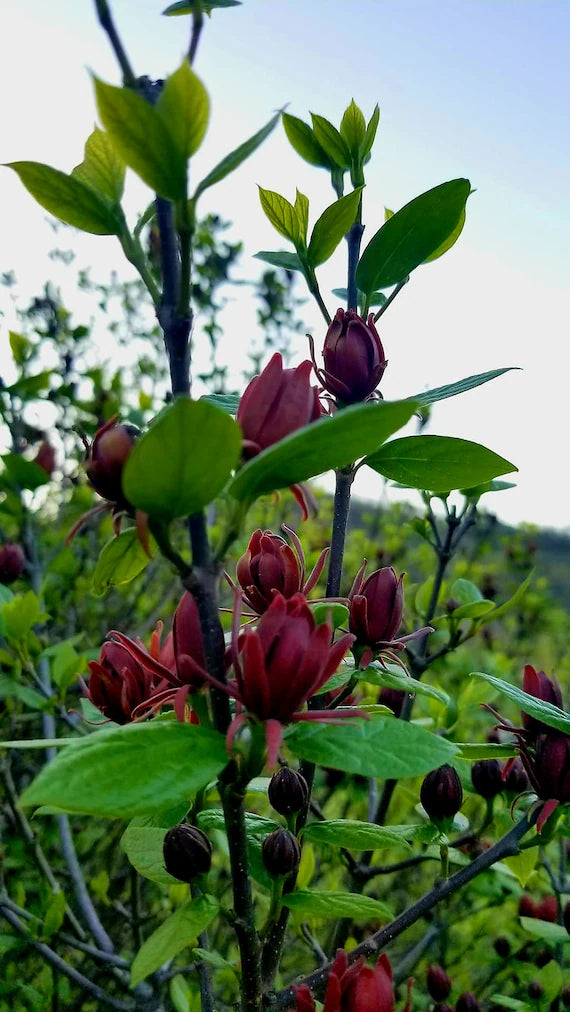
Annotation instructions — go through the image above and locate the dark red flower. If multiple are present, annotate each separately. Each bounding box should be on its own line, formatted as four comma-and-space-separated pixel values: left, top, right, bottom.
291, 949, 395, 1012
317, 308, 387, 404
534, 733, 570, 804
348, 564, 431, 666
427, 966, 452, 1001
84, 416, 138, 507
535, 896, 558, 922
235, 526, 328, 615
421, 765, 463, 824
0, 544, 25, 584
163, 824, 212, 881
522, 664, 563, 736
172, 591, 207, 689
86, 641, 154, 724
34, 440, 56, 476
518, 894, 537, 918
236, 353, 322, 459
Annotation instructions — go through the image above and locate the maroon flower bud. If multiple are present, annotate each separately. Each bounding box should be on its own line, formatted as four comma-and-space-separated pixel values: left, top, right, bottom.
535, 896, 558, 922
319, 308, 387, 405
342, 954, 394, 1012
427, 965, 452, 1001
562, 986, 570, 1008
236, 353, 322, 460
34, 440, 56, 476
534, 733, 570, 803
564, 900, 570, 934
378, 687, 406, 717
349, 566, 404, 651
519, 894, 537, 918
471, 759, 503, 799
445, 597, 461, 613
236, 529, 308, 614
262, 828, 301, 877
494, 937, 511, 958
86, 641, 153, 724
420, 765, 463, 824
527, 981, 543, 1000
522, 664, 563, 736
163, 824, 212, 882
0, 543, 25, 584
172, 591, 207, 689
268, 767, 309, 816
503, 757, 529, 794
84, 416, 138, 507
456, 994, 481, 1012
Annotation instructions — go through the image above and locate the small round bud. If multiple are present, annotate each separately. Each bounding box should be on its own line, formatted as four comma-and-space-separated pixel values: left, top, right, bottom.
493, 937, 511, 958
445, 597, 461, 613
561, 985, 570, 1007
536, 896, 557, 922
456, 993, 481, 1012
0, 544, 25, 584
261, 828, 301, 877
518, 894, 537, 918
420, 765, 463, 824
85, 418, 138, 506
163, 824, 212, 882
471, 760, 503, 799
527, 981, 543, 1000
268, 767, 309, 817
427, 965, 452, 1001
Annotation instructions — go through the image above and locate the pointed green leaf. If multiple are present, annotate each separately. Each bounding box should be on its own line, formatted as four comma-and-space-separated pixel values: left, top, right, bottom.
456, 742, 518, 760
303, 820, 412, 852
122, 397, 242, 522
122, 817, 181, 885
285, 717, 457, 778
156, 61, 210, 159
6, 162, 120, 235
194, 111, 279, 199
163, 0, 241, 12
332, 287, 387, 308
92, 529, 154, 596
360, 104, 380, 160
228, 399, 418, 504
471, 672, 570, 735
282, 113, 331, 168
424, 208, 466, 262
356, 179, 471, 294
254, 250, 304, 272
307, 187, 363, 267
258, 187, 300, 243
131, 895, 219, 986
409, 368, 519, 406
361, 663, 449, 706
94, 76, 185, 200
19, 722, 228, 818
294, 189, 310, 242
281, 890, 392, 922
520, 918, 570, 945
200, 392, 239, 414
340, 100, 366, 156
310, 114, 351, 169
71, 128, 125, 204
364, 435, 517, 492
475, 571, 533, 627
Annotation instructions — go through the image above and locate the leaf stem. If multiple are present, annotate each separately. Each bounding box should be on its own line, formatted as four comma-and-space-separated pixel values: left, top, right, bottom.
373, 276, 408, 322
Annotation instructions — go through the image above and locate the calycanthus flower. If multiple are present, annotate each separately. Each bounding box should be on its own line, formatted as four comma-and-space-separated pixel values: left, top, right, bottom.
312, 307, 387, 405
290, 949, 402, 1012
233, 524, 329, 615
349, 563, 432, 668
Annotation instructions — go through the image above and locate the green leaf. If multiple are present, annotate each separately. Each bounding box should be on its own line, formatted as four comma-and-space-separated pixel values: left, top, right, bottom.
310, 603, 349, 631
451, 600, 494, 620
282, 113, 331, 168
228, 398, 417, 504
520, 917, 570, 945
307, 188, 363, 267
360, 663, 449, 706
200, 392, 240, 414
0, 675, 46, 711
364, 435, 517, 492
195, 111, 279, 199
19, 722, 228, 818
2, 454, 49, 491
471, 672, 570, 735
131, 895, 219, 986
340, 100, 366, 156
409, 367, 519, 406
310, 114, 351, 169
1, 592, 47, 643
503, 846, 537, 887
456, 742, 518, 760
253, 250, 304, 272
122, 818, 180, 885
331, 288, 387, 308
285, 717, 457, 778
302, 820, 412, 852
294, 189, 310, 243
94, 76, 185, 200
451, 578, 482, 604
5, 162, 120, 235
197, 809, 278, 840
356, 179, 471, 294
424, 208, 466, 262
122, 397, 241, 522
9, 331, 32, 365
6, 370, 53, 398
258, 187, 300, 243
157, 61, 210, 159
460, 479, 517, 498
71, 128, 125, 204
282, 890, 392, 922
92, 529, 154, 596
163, 0, 241, 13
360, 104, 380, 160
42, 891, 67, 939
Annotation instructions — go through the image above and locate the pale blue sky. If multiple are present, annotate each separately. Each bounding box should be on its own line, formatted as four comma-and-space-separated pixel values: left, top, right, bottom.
1, 1, 569, 528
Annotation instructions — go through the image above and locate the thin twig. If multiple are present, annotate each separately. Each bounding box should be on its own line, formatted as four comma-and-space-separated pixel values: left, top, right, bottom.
93, 0, 136, 86
188, 2, 204, 64
57, 814, 115, 954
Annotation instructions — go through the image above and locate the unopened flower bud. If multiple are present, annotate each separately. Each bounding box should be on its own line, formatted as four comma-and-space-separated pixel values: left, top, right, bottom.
0, 543, 25, 584
471, 759, 503, 799
527, 981, 543, 1000
456, 993, 481, 1012
85, 417, 138, 506
420, 765, 463, 824
445, 598, 461, 613
534, 733, 570, 803
34, 439, 56, 476
522, 664, 563, 736
268, 767, 309, 817
237, 353, 322, 460
262, 828, 301, 877
493, 937, 511, 958
320, 308, 387, 405
163, 824, 212, 882
518, 894, 537, 918
427, 965, 452, 1001
535, 896, 557, 922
